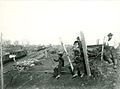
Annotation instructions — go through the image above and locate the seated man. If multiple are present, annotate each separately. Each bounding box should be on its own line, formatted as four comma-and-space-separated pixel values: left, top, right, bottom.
53, 51, 64, 79
104, 33, 118, 69
72, 41, 85, 78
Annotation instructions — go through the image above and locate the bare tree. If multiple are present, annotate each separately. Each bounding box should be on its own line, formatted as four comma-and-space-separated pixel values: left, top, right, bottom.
2, 40, 12, 47
14, 40, 19, 46
22, 40, 29, 47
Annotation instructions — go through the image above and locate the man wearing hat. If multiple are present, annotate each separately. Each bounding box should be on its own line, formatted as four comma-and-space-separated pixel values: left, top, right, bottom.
53, 51, 64, 79
104, 33, 118, 69
72, 40, 85, 78
107, 33, 113, 41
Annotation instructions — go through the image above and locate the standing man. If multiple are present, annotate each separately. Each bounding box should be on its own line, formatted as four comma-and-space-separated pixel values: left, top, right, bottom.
104, 33, 118, 69
53, 51, 64, 79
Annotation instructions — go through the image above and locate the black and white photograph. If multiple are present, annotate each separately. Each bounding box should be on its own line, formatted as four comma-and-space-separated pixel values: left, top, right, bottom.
0, 0, 120, 89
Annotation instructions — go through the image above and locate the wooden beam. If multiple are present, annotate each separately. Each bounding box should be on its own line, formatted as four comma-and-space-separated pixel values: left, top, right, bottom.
59, 38, 74, 71
80, 31, 91, 76
0, 33, 4, 89
101, 37, 105, 61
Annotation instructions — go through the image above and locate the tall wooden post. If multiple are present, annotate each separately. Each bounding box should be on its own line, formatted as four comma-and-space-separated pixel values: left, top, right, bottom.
0, 33, 4, 89
101, 37, 105, 61
80, 31, 91, 76
59, 38, 74, 71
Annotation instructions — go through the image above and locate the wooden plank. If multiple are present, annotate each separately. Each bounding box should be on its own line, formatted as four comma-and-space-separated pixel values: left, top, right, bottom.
101, 37, 105, 61
0, 33, 4, 89
80, 31, 91, 76
59, 38, 74, 71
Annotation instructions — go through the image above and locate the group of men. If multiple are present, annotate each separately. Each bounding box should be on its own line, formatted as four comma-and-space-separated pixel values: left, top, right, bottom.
53, 37, 86, 79
53, 33, 118, 79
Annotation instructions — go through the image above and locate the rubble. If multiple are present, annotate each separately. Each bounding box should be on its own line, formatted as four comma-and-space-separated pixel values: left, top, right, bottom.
13, 58, 41, 72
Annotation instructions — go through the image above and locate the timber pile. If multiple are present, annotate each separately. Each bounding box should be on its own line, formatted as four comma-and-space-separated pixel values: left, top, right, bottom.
87, 45, 115, 77
77, 32, 115, 77
13, 58, 42, 72
87, 45, 102, 57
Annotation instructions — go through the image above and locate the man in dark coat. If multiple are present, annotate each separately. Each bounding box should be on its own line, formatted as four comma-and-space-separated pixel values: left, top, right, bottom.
54, 51, 64, 79
72, 41, 85, 78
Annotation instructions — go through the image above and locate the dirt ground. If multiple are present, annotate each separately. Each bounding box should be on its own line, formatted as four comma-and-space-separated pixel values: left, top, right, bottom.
1, 48, 120, 89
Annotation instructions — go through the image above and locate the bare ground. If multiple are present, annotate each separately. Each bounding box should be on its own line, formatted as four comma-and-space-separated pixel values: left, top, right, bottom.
1, 50, 120, 89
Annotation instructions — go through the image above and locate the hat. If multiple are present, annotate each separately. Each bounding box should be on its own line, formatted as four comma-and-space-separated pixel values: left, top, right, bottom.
77, 37, 80, 40
74, 41, 79, 45
58, 51, 63, 55
107, 33, 113, 37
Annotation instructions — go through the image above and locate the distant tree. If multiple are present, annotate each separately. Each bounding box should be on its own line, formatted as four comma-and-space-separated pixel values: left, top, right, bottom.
22, 40, 29, 47
14, 40, 19, 46
2, 40, 12, 46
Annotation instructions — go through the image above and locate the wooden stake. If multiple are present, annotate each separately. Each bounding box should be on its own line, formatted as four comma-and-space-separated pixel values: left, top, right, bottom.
59, 38, 74, 71
96, 39, 100, 45
0, 33, 4, 89
45, 49, 47, 58
80, 31, 91, 76
101, 37, 105, 61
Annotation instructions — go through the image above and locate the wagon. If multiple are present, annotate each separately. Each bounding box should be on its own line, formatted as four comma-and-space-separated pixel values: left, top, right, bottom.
3, 50, 27, 64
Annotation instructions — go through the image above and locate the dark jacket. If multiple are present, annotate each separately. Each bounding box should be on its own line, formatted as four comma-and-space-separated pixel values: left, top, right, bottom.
73, 47, 84, 63
54, 57, 64, 67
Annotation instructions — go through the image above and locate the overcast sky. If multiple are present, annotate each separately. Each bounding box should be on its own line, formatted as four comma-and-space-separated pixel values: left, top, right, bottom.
0, 1, 120, 45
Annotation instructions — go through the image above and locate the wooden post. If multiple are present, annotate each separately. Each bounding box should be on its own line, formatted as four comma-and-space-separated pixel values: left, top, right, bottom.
45, 49, 47, 58
59, 38, 74, 71
101, 37, 105, 61
0, 33, 4, 89
80, 31, 91, 76
96, 39, 100, 45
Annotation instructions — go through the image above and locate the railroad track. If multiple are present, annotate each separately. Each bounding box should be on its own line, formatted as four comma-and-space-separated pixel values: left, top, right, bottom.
2, 50, 45, 74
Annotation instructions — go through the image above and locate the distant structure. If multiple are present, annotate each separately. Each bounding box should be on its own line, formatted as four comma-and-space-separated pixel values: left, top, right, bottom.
96, 39, 100, 45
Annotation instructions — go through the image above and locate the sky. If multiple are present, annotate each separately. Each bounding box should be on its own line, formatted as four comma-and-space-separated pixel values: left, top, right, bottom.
0, 1, 120, 45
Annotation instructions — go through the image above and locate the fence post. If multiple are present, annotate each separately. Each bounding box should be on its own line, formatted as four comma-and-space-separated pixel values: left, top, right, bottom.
0, 33, 4, 89
80, 31, 91, 76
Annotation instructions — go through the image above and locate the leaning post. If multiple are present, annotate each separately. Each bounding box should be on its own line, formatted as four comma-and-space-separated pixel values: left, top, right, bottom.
101, 37, 105, 61
0, 33, 4, 89
80, 31, 91, 76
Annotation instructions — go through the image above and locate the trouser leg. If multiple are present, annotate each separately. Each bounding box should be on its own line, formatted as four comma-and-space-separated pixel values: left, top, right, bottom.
53, 67, 58, 77
58, 65, 62, 75
73, 65, 77, 75
110, 49, 117, 66
73, 63, 84, 75
103, 49, 113, 64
